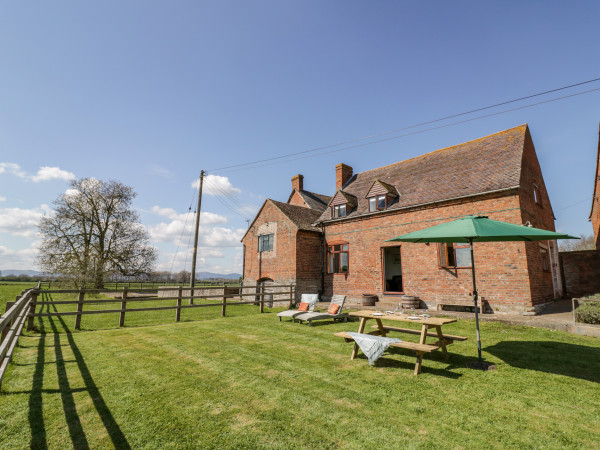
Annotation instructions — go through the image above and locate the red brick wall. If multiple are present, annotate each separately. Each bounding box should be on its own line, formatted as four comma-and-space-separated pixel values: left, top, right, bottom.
288, 190, 308, 208
591, 128, 600, 248
242, 201, 298, 283
295, 230, 323, 295
518, 128, 557, 305
322, 193, 540, 313
242, 201, 323, 299
560, 249, 600, 297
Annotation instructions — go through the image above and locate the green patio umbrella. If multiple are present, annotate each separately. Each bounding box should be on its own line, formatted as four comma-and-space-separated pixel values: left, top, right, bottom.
386, 215, 578, 370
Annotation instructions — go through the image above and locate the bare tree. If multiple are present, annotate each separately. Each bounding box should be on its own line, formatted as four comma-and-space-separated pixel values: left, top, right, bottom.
558, 233, 596, 252
37, 178, 157, 288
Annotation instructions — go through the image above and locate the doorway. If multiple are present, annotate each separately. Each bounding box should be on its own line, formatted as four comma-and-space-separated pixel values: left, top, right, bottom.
382, 246, 403, 293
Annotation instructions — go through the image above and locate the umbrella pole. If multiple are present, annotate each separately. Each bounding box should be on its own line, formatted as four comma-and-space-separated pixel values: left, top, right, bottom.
469, 238, 483, 366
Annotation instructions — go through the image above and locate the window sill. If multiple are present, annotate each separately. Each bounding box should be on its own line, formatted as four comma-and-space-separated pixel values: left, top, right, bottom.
383, 291, 404, 296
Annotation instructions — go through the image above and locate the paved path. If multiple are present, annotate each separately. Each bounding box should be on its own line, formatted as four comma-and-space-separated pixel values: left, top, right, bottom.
337, 299, 600, 338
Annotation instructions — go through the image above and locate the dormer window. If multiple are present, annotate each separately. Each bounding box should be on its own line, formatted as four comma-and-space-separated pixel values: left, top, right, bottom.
365, 179, 397, 213
332, 204, 346, 218
368, 195, 387, 212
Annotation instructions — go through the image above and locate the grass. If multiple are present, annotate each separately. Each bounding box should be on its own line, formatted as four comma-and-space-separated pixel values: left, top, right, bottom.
29, 290, 261, 332
1, 304, 600, 448
0, 281, 38, 312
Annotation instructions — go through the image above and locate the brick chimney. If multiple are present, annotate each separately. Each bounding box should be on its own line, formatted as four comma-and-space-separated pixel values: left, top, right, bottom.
336, 163, 353, 190
291, 174, 304, 191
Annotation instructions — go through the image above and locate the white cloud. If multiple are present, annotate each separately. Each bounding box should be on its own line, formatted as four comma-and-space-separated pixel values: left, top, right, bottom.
192, 175, 241, 197
149, 165, 174, 178
0, 205, 51, 238
0, 196, 6, 202
198, 227, 245, 248
150, 206, 227, 224
0, 162, 75, 183
65, 188, 80, 197
0, 162, 27, 178
31, 166, 76, 182
0, 243, 39, 270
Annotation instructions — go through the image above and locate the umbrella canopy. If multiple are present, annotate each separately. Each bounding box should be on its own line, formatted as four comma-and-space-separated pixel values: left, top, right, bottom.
386, 215, 579, 243
386, 215, 578, 370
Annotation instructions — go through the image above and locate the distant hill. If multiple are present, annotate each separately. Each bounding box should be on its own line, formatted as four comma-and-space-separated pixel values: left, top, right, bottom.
196, 272, 241, 280
1, 269, 44, 276
0, 269, 242, 280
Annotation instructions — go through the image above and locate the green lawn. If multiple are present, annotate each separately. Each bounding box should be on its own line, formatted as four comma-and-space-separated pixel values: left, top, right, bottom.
1, 307, 600, 448
0, 282, 38, 312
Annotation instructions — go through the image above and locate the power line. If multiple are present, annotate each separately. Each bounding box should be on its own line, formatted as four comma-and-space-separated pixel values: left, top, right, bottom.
207, 76, 600, 173
555, 197, 593, 212
213, 86, 600, 174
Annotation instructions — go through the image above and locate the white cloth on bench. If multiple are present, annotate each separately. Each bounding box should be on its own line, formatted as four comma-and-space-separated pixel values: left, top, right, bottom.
348, 332, 403, 365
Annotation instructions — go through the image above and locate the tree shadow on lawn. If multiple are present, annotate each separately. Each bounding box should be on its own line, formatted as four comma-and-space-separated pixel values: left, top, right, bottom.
485, 340, 600, 383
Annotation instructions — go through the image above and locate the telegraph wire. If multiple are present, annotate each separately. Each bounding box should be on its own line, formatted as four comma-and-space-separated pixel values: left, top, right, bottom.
211, 86, 600, 175
168, 178, 200, 276
208, 76, 600, 172
555, 196, 593, 212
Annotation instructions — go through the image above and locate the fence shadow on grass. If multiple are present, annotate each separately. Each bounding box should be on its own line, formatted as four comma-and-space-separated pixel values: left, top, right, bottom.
485, 340, 600, 383
25, 294, 131, 449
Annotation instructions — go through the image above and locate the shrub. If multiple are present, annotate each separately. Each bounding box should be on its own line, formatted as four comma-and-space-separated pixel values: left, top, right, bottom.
575, 301, 600, 324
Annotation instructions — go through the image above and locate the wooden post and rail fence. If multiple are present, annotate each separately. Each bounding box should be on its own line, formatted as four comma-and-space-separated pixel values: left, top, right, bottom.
0, 283, 295, 387
0, 283, 40, 388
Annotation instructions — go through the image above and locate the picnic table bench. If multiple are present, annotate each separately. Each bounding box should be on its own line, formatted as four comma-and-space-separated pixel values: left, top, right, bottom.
335, 310, 467, 375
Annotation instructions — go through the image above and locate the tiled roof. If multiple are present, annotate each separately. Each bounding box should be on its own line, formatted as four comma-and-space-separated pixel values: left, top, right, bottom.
271, 200, 323, 232
296, 190, 331, 211
316, 124, 528, 223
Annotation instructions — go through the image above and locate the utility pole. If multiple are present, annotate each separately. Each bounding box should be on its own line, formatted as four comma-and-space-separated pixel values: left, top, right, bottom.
189, 170, 205, 305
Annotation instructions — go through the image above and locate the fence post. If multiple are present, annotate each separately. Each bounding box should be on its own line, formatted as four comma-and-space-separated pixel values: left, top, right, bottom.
289, 285, 294, 309
27, 290, 38, 331
176, 286, 182, 322
221, 283, 227, 317
74, 287, 85, 330
119, 287, 128, 327
259, 284, 264, 313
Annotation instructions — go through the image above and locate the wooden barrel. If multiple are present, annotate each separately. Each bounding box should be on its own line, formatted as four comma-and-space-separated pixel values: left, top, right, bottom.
361, 294, 377, 306
401, 296, 420, 309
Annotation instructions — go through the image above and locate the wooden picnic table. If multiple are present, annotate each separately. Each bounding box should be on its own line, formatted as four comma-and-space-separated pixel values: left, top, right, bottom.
335, 310, 467, 375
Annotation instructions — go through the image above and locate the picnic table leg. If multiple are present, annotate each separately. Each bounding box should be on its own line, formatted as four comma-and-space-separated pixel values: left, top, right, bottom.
434, 325, 449, 360
375, 319, 387, 337
350, 318, 367, 360
414, 324, 429, 375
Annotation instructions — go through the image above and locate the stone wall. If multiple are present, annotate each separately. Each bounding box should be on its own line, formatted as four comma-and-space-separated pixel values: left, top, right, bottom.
560, 249, 600, 298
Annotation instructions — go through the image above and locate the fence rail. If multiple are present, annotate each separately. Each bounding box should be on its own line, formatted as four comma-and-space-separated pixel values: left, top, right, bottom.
0, 283, 39, 388
27, 284, 296, 331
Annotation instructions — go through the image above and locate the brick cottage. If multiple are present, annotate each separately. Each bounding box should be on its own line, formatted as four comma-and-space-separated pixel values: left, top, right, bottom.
242, 124, 563, 315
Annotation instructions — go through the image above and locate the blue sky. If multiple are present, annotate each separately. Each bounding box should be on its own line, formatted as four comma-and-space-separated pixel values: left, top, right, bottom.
1, 1, 599, 273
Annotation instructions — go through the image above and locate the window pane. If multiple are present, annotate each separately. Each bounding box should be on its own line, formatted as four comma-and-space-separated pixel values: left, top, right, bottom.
342, 244, 348, 250
340, 253, 348, 272
455, 247, 472, 267
377, 195, 386, 209
340, 204, 346, 216
369, 197, 376, 211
